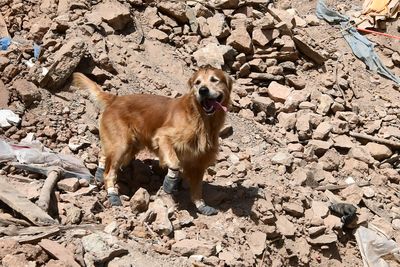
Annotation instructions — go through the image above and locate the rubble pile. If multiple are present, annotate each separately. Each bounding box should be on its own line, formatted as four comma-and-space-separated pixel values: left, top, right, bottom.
1, 0, 400, 266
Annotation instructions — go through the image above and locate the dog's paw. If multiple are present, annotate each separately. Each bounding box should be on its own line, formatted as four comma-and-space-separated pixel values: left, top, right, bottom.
108, 192, 122, 206
197, 204, 218, 216
163, 175, 180, 194
95, 167, 105, 183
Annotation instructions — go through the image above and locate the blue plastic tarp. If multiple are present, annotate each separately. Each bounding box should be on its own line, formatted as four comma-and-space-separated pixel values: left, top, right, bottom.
316, 0, 400, 84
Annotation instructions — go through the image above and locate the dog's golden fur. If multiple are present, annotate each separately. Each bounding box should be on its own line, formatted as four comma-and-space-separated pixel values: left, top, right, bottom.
72, 67, 232, 212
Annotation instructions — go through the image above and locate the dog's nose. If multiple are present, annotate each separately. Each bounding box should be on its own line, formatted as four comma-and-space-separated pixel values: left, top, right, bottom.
199, 86, 209, 96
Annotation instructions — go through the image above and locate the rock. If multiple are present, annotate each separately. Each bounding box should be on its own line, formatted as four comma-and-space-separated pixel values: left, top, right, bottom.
144, 7, 163, 28
340, 184, 363, 205
104, 221, 118, 234
82, 233, 108, 254
68, 136, 90, 152
65, 206, 82, 224
252, 13, 275, 29
130, 187, 150, 214
172, 239, 216, 257
91, 1, 131, 30
330, 119, 349, 134
207, 13, 229, 38
370, 217, 395, 238
246, 231, 266, 256
158, 2, 188, 24
316, 94, 333, 115
226, 26, 253, 55
364, 142, 392, 161
30, 17, 52, 39
174, 230, 187, 241
286, 75, 306, 89
318, 148, 342, 170
13, 79, 41, 107
312, 121, 332, 140
283, 202, 304, 217
277, 112, 296, 130
392, 219, 400, 230
252, 96, 276, 116
212, 0, 239, 9
0, 110, 20, 128
276, 215, 296, 237
2, 254, 34, 267
305, 15, 320, 26
296, 112, 312, 140
0, 13, 9, 37
362, 187, 375, 198
57, 178, 80, 192
333, 135, 354, 149
308, 233, 337, 245
393, 52, 400, 67
271, 152, 293, 166
307, 140, 332, 156
283, 89, 310, 112
267, 81, 292, 103
269, 7, 295, 29
308, 226, 326, 237
292, 36, 326, 65
148, 29, 169, 42
311, 201, 329, 219
323, 215, 342, 229
41, 38, 86, 90
348, 146, 374, 164
252, 28, 279, 47
149, 198, 173, 236
248, 73, 284, 82
0, 56, 9, 71
193, 43, 235, 68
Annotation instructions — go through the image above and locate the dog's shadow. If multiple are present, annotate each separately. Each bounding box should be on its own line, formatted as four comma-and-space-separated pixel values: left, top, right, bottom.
117, 159, 258, 218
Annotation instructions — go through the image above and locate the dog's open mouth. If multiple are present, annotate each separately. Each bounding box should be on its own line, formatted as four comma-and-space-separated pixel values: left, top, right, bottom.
201, 94, 227, 114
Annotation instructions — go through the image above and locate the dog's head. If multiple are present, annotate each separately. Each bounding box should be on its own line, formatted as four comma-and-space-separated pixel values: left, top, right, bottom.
188, 66, 233, 116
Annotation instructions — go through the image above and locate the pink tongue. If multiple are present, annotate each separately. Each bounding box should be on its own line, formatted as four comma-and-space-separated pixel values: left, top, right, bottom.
211, 100, 227, 112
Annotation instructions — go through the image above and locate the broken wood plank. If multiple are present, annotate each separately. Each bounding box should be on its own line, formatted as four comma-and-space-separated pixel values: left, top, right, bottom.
0, 176, 57, 226
0, 226, 61, 244
39, 239, 80, 267
37, 169, 61, 212
313, 181, 370, 191
350, 131, 400, 149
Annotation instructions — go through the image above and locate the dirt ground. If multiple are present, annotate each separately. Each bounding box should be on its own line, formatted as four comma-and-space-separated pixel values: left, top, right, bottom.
1, 0, 400, 266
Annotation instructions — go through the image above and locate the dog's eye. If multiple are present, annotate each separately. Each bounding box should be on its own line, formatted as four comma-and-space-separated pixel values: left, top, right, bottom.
210, 76, 219, 83
195, 80, 201, 85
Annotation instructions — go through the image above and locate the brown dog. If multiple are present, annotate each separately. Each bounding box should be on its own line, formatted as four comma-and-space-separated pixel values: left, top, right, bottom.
72, 67, 232, 215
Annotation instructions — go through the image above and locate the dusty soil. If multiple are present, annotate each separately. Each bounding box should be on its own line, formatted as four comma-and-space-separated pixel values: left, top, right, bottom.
1, 0, 400, 266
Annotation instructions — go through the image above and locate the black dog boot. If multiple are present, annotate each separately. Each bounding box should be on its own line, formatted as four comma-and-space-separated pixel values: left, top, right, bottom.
196, 201, 218, 216
95, 167, 105, 183
107, 188, 122, 206
163, 175, 181, 194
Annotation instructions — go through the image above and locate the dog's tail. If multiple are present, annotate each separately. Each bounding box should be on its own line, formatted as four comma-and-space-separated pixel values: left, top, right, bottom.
72, 72, 115, 108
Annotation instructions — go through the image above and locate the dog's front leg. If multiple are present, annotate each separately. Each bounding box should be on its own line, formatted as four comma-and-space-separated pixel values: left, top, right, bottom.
183, 166, 218, 216
156, 136, 182, 194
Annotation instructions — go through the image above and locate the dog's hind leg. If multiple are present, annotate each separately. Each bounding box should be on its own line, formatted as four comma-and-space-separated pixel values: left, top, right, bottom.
94, 150, 106, 184
183, 165, 218, 216
103, 145, 133, 206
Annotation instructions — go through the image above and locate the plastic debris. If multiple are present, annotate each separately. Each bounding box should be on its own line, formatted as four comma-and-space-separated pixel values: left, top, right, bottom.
316, 0, 400, 85
33, 43, 41, 60
0, 36, 11, 50
0, 109, 21, 128
355, 226, 400, 267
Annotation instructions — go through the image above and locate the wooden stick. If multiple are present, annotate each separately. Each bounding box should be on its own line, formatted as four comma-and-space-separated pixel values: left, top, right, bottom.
350, 131, 400, 149
313, 181, 370, 191
36, 168, 61, 212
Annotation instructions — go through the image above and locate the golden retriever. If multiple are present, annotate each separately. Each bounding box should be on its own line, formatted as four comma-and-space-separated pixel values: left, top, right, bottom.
72, 66, 232, 215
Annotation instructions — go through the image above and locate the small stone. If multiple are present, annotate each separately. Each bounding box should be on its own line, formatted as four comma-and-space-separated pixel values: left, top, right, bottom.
91, 1, 131, 30
276, 215, 296, 237
157, 2, 188, 24
104, 221, 119, 234
130, 188, 150, 214
252, 96, 276, 116
333, 135, 354, 149
172, 239, 216, 257
271, 152, 293, 166
305, 15, 320, 26
283, 89, 310, 112
286, 75, 306, 89
252, 28, 279, 47
267, 81, 292, 103
364, 142, 392, 161
323, 215, 342, 230
283, 202, 304, 217
13, 79, 41, 108
362, 187, 375, 198
193, 43, 235, 68
226, 27, 253, 55
308, 226, 326, 237
348, 146, 374, 164
246, 231, 266, 256
57, 178, 80, 192
316, 94, 333, 115
148, 29, 169, 42
312, 121, 332, 140
308, 233, 337, 245
277, 112, 297, 130
207, 13, 229, 38
66, 206, 82, 224
174, 230, 187, 241
392, 219, 400, 230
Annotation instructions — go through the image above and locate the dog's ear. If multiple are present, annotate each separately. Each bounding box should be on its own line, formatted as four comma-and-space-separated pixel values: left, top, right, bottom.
188, 72, 198, 88
224, 73, 233, 92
